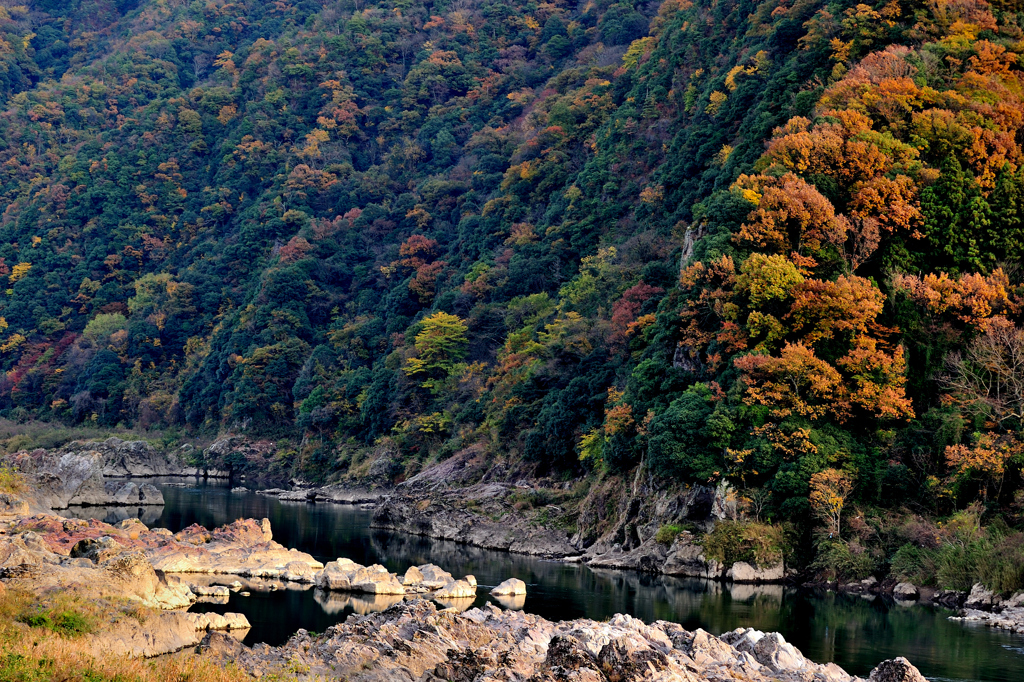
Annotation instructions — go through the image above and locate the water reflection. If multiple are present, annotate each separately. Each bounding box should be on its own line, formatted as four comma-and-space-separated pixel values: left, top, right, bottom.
314, 589, 404, 615
64, 504, 164, 526
67, 483, 1024, 681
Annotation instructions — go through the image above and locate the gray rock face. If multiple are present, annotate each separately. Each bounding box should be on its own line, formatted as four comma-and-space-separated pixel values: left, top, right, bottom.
373, 484, 579, 559
27, 451, 111, 508
96, 438, 184, 477
9, 448, 167, 509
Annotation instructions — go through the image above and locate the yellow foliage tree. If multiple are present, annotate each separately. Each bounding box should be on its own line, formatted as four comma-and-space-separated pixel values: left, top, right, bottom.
809, 468, 855, 536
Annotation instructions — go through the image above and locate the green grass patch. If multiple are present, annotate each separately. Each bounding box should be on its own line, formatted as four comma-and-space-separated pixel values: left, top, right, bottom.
19, 609, 93, 638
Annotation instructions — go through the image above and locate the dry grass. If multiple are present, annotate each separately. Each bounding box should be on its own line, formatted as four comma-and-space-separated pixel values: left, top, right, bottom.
0, 586, 262, 682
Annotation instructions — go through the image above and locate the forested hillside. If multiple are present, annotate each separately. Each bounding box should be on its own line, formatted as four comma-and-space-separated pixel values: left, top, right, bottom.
4, 0, 1024, 579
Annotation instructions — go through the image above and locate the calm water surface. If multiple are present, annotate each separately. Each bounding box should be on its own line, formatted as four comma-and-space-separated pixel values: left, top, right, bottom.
70, 483, 1024, 682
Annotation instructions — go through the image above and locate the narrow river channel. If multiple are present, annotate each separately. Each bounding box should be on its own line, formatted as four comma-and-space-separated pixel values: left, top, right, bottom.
68, 483, 1024, 682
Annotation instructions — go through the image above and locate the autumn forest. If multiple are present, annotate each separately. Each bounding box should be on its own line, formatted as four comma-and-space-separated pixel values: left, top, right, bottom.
2, 0, 1024, 586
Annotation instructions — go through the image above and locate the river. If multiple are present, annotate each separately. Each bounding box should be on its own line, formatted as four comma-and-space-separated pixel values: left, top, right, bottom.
68, 483, 1024, 682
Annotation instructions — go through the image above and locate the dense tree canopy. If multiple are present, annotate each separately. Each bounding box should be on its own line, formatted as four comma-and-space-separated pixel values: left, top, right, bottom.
0, 0, 1023, 528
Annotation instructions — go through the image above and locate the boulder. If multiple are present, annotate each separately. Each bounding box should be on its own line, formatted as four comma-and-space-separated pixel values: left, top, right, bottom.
415, 563, 454, 589
965, 583, 1001, 610
197, 630, 248, 662
434, 579, 476, 599
402, 565, 424, 585
464, 574, 477, 588
752, 631, 806, 672
893, 582, 919, 601
139, 484, 164, 505
868, 657, 928, 682
721, 628, 806, 672
71, 536, 126, 563
725, 560, 784, 583
109, 482, 140, 504
490, 578, 526, 596
314, 559, 405, 594
282, 560, 317, 583
661, 535, 724, 579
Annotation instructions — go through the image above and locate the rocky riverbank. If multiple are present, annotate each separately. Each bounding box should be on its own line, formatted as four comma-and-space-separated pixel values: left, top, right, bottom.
224, 597, 926, 682
366, 452, 784, 586
0, 463, 936, 682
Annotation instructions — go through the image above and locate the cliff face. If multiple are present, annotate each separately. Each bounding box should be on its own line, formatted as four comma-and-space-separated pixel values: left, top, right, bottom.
370, 452, 753, 578
5, 444, 172, 509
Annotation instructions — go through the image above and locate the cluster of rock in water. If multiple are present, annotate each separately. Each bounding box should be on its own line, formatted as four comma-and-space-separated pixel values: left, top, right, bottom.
0, 504, 540, 656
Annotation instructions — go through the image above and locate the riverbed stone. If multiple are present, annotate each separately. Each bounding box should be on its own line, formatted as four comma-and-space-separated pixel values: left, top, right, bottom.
402, 565, 424, 585
491, 577, 527, 596
314, 559, 405, 594
868, 657, 928, 682
434, 579, 476, 599
139, 484, 164, 505
893, 582, 919, 600
415, 563, 454, 589
964, 582, 1001, 609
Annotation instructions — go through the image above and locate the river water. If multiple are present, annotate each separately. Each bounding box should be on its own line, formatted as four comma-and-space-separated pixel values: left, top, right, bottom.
69, 483, 1024, 682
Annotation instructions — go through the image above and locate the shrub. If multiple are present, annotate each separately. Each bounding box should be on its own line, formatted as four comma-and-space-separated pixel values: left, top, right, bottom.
699, 520, 787, 568
890, 543, 935, 586
0, 464, 25, 493
811, 538, 877, 581
977, 532, 1024, 593
655, 524, 683, 545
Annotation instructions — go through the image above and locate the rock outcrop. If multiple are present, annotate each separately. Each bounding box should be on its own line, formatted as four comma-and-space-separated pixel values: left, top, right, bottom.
0, 523, 194, 610
88, 438, 185, 477
5, 449, 167, 509
5, 514, 323, 582
374, 480, 579, 558
226, 598, 924, 682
